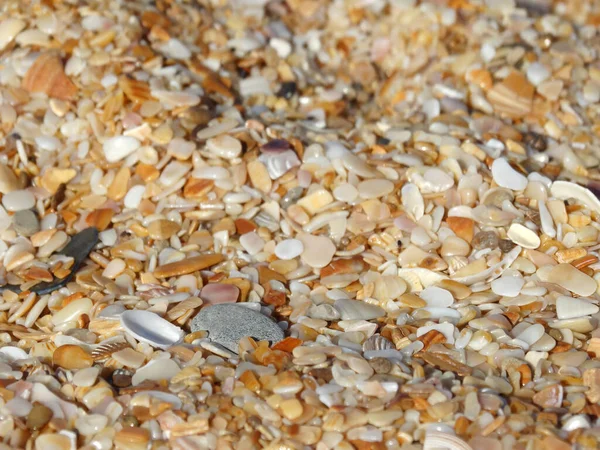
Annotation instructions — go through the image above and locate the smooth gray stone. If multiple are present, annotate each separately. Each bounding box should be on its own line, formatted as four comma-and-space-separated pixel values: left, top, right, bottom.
12, 209, 40, 237
191, 304, 284, 353
333, 298, 385, 320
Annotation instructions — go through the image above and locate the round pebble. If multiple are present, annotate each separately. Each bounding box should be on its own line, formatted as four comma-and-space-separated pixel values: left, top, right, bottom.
206, 135, 242, 159
274, 239, 304, 260
2, 190, 35, 212
12, 209, 39, 237
491, 276, 525, 298
200, 283, 240, 305
103, 136, 141, 163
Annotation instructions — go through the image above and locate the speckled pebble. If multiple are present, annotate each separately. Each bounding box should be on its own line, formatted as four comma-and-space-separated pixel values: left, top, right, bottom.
191, 304, 284, 353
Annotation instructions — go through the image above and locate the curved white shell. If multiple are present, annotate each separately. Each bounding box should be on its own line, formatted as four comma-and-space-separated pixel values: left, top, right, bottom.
120, 310, 184, 349
452, 245, 521, 285
424, 431, 473, 450
0, 346, 29, 362
551, 180, 600, 213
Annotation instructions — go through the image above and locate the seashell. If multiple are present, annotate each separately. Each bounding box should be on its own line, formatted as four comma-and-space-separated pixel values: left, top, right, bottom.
91, 341, 130, 361
481, 187, 514, 208
131, 358, 181, 386
487, 71, 533, 119
397, 268, 448, 291
0, 19, 26, 50
22, 53, 77, 100
424, 431, 473, 450
401, 183, 424, 221
259, 150, 301, 180
0, 345, 29, 362
550, 180, 600, 214
120, 310, 184, 349
452, 245, 521, 285
362, 334, 394, 352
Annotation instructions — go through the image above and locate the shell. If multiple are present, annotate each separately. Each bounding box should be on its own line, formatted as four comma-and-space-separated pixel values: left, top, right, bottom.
397, 268, 448, 291
452, 245, 521, 285
550, 180, 600, 214
120, 310, 184, 349
91, 341, 131, 361
22, 53, 77, 100
424, 431, 473, 450
481, 187, 514, 208
362, 334, 394, 352
401, 183, 424, 221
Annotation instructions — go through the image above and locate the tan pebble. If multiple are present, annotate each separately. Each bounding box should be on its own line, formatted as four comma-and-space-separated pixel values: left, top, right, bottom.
583, 368, 600, 403
436, 280, 471, 300
183, 178, 214, 199
549, 263, 597, 297
154, 253, 224, 278
487, 71, 534, 118
40, 168, 76, 194
547, 199, 567, 224
298, 232, 336, 268
107, 166, 130, 201
247, 160, 272, 193
532, 383, 563, 408
53, 345, 93, 370
555, 247, 586, 264
0, 163, 19, 194
446, 217, 474, 243
568, 213, 591, 227
147, 219, 180, 240
112, 348, 146, 369
114, 427, 150, 450
34, 433, 71, 450
22, 53, 77, 100
440, 236, 470, 257
507, 223, 540, 249
280, 398, 303, 420
297, 189, 334, 215
26, 403, 53, 430
398, 293, 427, 308
287, 204, 310, 225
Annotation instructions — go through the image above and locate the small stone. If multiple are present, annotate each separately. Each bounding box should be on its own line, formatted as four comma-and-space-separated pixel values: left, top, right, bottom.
357, 179, 394, 199
507, 223, 540, 249
0, 19, 26, 50
532, 384, 563, 408
131, 359, 180, 385
0, 163, 19, 194
191, 304, 284, 353
369, 357, 392, 374
420, 286, 454, 307
103, 136, 141, 163
471, 230, 499, 250
40, 168, 77, 194
498, 239, 516, 253
297, 189, 334, 215
491, 158, 528, 191
72, 367, 100, 387
333, 299, 385, 320
52, 345, 93, 370
206, 135, 242, 159
280, 398, 303, 420
154, 253, 225, 278
491, 276, 524, 297
240, 231, 265, 255
274, 239, 304, 260
2, 189, 35, 212
549, 264, 597, 297
12, 210, 40, 237
200, 283, 240, 305
247, 160, 272, 193
147, 219, 180, 240
556, 296, 599, 319
26, 403, 53, 431
112, 369, 133, 388
298, 232, 336, 268
112, 348, 146, 369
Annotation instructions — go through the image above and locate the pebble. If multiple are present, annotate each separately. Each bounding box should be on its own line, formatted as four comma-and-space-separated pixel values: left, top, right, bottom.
191, 304, 284, 353
206, 135, 242, 159
26, 403, 53, 431
333, 183, 358, 203
240, 231, 266, 255
131, 358, 181, 386
154, 253, 224, 278
103, 136, 141, 163
72, 367, 100, 387
2, 189, 35, 212
274, 239, 304, 260
53, 345, 93, 370
357, 179, 394, 199
491, 158, 528, 191
333, 299, 385, 320
556, 296, 599, 320
12, 209, 40, 237
549, 264, 597, 297
298, 232, 336, 268
491, 276, 524, 297
0, 19, 26, 50
200, 283, 240, 305
507, 223, 540, 249
419, 286, 454, 307
0, 163, 19, 194
471, 230, 499, 250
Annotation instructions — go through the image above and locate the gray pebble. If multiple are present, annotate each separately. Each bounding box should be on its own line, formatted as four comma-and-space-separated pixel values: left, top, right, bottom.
12, 209, 40, 237
191, 304, 284, 353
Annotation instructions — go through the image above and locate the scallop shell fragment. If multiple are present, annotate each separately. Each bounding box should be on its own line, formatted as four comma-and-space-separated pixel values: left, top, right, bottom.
22, 53, 77, 100
120, 310, 184, 349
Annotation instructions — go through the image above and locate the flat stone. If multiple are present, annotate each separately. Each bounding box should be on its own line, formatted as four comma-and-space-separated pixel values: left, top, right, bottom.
333, 299, 385, 320
491, 276, 524, 297
549, 263, 597, 297
556, 296, 599, 320
12, 210, 40, 237
200, 283, 240, 305
154, 253, 224, 278
191, 304, 284, 353
298, 232, 336, 268
0, 163, 19, 194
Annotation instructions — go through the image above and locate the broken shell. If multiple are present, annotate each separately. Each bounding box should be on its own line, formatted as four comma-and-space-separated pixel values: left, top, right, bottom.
507, 223, 540, 249
22, 53, 77, 100
481, 187, 514, 208
120, 310, 184, 349
550, 180, 600, 214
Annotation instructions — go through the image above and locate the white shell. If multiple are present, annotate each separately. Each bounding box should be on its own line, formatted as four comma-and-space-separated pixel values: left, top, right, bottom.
0, 346, 29, 362
401, 183, 424, 221
397, 268, 448, 291
120, 310, 184, 349
551, 180, 600, 214
452, 245, 521, 285
424, 431, 473, 450
556, 296, 599, 320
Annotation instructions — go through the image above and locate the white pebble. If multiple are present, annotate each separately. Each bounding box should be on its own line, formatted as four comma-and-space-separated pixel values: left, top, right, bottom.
274, 239, 304, 260
491, 158, 528, 191
2, 190, 35, 212
103, 136, 141, 163
158, 38, 191, 59
420, 287, 454, 307
124, 185, 146, 209
206, 135, 242, 159
526, 62, 550, 86
35, 135, 61, 152
333, 183, 358, 203
103, 258, 126, 279
491, 276, 524, 297
240, 232, 265, 255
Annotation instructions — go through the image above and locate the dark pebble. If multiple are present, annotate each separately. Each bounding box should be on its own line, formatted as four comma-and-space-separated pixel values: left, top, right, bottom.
277, 81, 297, 99
499, 239, 517, 253
471, 231, 499, 250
